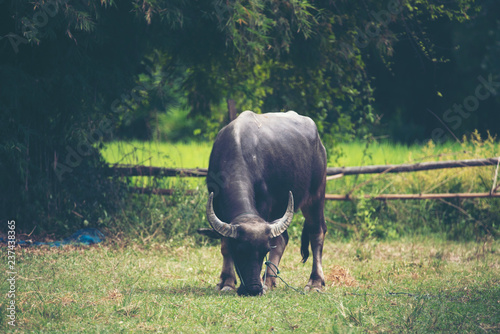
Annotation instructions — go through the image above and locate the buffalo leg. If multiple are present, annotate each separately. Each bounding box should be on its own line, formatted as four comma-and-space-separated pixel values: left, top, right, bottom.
263, 231, 289, 292
302, 199, 327, 291
217, 238, 237, 291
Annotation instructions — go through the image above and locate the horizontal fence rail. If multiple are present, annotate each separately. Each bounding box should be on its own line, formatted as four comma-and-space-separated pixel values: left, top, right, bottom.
326, 158, 500, 176
107, 166, 207, 177
128, 187, 196, 196
326, 192, 500, 201
109, 157, 500, 201
109, 158, 499, 178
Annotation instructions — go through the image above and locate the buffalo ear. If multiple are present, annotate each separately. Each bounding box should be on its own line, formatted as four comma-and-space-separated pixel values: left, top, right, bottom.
197, 228, 222, 239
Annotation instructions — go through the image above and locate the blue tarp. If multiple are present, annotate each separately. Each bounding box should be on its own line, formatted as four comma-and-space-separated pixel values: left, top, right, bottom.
1, 228, 105, 247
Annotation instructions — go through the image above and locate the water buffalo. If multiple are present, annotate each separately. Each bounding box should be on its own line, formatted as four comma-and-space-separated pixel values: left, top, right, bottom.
198, 110, 327, 296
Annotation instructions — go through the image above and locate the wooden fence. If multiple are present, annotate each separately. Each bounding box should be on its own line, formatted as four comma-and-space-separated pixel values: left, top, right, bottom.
108, 157, 500, 201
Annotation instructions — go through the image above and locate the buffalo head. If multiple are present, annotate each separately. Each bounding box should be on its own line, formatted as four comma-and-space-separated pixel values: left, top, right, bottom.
206, 191, 294, 296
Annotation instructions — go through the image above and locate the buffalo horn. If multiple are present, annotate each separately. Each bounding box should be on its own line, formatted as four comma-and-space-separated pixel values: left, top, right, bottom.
270, 191, 294, 238
206, 192, 238, 239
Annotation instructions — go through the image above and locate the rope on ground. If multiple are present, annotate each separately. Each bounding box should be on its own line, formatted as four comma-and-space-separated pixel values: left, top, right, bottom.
262, 257, 443, 300
264, 256, 305, 295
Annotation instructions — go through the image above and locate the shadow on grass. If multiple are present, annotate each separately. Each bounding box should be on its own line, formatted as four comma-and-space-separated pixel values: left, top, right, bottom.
134, 285, 235, 297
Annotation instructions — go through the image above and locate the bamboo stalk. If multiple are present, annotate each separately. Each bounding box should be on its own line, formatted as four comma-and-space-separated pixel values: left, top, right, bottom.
325, 192, 500, 201
128, 187, 500, 201
108, 165, 208, 177
491, 157, 500, 194
108, 157, 500, 178
326, 158, 500, 176
113, 157, 500, 201
128, 187, 195, 195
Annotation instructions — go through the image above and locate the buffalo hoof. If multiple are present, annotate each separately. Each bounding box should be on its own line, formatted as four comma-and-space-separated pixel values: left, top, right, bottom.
305, 280, 325, 293
220, 286, 234, 292
304, 286, 324, 293
217, 286, 235, 292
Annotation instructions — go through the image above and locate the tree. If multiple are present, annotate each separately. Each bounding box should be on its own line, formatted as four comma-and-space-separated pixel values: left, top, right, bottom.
126, 0, 481, 143
0, 0, 479, 233
0, 0, 147, 231
367, 0, 500, 142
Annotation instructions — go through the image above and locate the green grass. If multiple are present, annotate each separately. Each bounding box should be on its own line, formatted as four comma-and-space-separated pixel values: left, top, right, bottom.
101, 141, 212, 189
2, 238, 499, 332
100, 140, 425, 168
100, 140, 436, 195
99, 136, 500, 241
99, 139, 467, 190
99, 140, 443, 168
100, 138, 497, 168
102, 141, 212, 168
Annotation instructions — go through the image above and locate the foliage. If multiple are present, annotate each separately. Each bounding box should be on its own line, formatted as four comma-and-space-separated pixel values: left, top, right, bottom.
119, 0, 486, 144
106, 187, 209, 244
0, 0, 147, 233
2, 238, 499, 332
369, 0, 500, 143
0, 0, 490, 235
353, 193, 390, 240
327, 132, 500, 241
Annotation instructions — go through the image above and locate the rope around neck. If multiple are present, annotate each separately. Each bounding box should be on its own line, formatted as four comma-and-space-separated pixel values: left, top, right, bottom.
234, 262, 245, 288
234, 256, 304, 294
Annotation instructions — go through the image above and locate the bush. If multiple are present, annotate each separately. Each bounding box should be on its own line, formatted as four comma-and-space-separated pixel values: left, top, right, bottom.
325, 132, 500, 241
104, 181, 211, 245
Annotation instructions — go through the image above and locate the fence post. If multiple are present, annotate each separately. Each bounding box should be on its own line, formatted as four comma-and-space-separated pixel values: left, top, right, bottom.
227, 99, 237, 123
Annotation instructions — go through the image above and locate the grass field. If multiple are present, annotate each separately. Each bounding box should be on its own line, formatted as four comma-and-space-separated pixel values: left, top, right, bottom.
100, 139, 497, 191
102, 141, 212, 169
2, 237, 499, 332
100, 140, 468, 168
2, 138, 498, 332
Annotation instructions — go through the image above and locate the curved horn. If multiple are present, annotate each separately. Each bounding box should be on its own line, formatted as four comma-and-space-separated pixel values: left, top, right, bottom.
206, 193, 238, 239
270, 191, 294, 238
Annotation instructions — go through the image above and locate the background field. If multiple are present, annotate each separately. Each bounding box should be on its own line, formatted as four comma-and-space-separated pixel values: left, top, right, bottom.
99, 137, 500, 242
101, 140, 466, 168
100, 139, 491, 191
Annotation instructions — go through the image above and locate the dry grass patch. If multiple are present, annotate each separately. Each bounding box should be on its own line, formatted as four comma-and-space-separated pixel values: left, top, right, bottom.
326, 265, 358, 287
